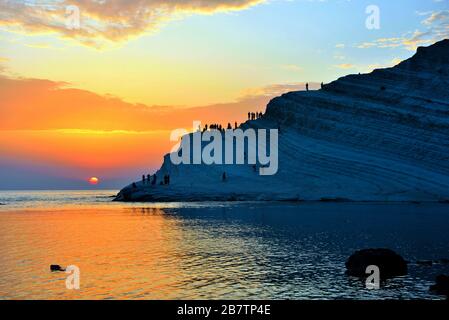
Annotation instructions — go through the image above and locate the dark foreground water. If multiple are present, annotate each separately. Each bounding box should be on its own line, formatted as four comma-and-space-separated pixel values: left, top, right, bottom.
0, 190, 448, 299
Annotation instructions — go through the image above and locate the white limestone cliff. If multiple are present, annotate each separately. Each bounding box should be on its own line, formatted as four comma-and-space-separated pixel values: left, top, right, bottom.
115, 39, 449, 202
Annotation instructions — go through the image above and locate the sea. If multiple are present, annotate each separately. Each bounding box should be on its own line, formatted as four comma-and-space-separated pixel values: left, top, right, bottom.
0, 190, 448, 300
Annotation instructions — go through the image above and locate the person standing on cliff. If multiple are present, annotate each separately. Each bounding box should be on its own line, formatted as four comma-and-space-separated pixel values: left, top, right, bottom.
306, 83, 309, 91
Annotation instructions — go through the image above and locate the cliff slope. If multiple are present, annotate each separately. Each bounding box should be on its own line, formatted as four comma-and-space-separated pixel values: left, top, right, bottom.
115, 39, 449, 202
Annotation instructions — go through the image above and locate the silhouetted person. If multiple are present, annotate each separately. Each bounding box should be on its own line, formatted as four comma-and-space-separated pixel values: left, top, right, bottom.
132, 182, 137, 188
306, 83, 309, 91
235, 121, 238, 129
142, 175, 146, 183
259, 112, 263, 118
222, 172, 227, 182
321, 82, 324, 89
147, 174, 151, 183
227, 123, 232, 130
248, 112, 250, 120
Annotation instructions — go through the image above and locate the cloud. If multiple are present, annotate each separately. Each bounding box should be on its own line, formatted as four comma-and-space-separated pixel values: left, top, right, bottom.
356, 10, 449, 51
0, 56, 9, 73
334, 63, 355, 69
357, 37, 403, 49
332, 57, 405, 73
239, 82, 320, 98
0, 73, 299, 132
0, 0, 265, 48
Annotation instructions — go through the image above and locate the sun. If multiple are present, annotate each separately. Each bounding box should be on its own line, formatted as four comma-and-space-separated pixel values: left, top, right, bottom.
88, 177, 99, 185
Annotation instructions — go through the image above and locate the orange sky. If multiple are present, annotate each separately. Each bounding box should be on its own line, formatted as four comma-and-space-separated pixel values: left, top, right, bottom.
0, 74, 309, 188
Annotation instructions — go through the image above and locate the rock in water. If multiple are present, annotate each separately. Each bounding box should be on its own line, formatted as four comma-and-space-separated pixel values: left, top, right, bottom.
50, 264, 65, 272
345, 248, 407, 279
416, 260, 433, 266
115, 39, 449, 202
430, 275, 449, 298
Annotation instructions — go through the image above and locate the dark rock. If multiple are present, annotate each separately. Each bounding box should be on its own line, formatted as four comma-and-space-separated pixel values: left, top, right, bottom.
50, 264, 65, 272
346, 248, 407, 279
417, 260, 433, 266
439, 258, 449, 264
430, 275, 449, 297
319, 197, 350, 202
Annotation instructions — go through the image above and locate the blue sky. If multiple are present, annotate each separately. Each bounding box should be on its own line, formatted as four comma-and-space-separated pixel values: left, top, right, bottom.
0, 0, 447, 106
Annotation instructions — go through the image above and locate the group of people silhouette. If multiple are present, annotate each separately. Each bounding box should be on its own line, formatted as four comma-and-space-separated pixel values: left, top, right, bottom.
199, 111, 265, 134
202, 121, 240, 133
248, 111, 263, 120
306, 82, 325, 91
139, 173, 170, 186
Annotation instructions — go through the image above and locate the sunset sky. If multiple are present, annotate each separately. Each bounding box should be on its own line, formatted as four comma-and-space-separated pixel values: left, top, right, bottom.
0, 0, 448, 189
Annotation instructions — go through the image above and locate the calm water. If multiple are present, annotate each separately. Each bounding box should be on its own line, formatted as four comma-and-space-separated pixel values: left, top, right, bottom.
0, 190, 448, 300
